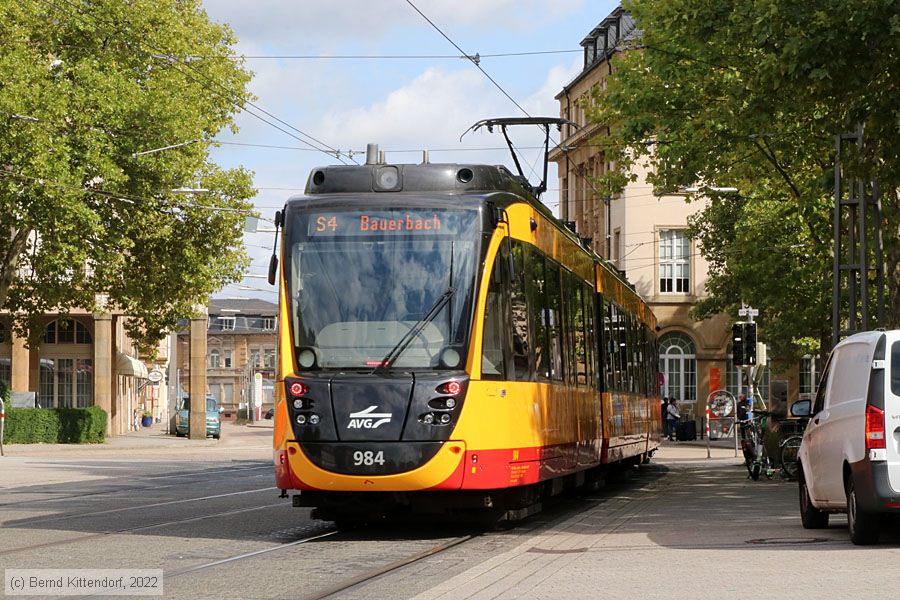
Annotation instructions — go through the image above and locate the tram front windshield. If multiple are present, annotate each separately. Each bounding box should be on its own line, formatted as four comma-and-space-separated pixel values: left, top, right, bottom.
286, 207, 480, 370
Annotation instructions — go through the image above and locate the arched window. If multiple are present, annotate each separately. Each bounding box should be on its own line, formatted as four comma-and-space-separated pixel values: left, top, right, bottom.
44, 319, 92, 344
659, 332, 697, 407
209, 350, 221, 369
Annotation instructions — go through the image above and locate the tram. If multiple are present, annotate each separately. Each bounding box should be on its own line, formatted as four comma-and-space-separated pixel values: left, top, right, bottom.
271, 119, 661, 523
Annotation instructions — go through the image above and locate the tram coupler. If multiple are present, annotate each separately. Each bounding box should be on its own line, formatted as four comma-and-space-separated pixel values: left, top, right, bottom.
279, 489, 288, 499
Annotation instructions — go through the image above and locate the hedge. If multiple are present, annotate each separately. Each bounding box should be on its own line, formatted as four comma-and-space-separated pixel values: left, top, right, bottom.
1, 383, 107, 444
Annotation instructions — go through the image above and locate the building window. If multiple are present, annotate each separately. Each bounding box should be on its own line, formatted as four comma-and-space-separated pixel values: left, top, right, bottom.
799, 356, 823, 395
218, 316, 236, 331
39, 358, 92, 408
613, 228, 621, 265
44, 319, 92, 344
263, 349, 276, 369
209, 350, 221, 369
659, 332, 697, 409
249, 349, 261, 369
262, 317, 275, 331
223, 350, 232, 368
659, 230, 690, 294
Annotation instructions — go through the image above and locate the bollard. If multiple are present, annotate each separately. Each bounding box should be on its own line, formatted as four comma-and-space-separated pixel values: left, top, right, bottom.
706, 409, 711, 459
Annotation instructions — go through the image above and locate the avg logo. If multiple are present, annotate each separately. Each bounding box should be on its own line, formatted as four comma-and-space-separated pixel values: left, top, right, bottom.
347, 406, 392, 429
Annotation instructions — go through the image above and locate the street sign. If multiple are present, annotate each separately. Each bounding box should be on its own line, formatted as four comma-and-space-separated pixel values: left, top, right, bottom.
738, 308, 759, 317
148, 369, 164, 384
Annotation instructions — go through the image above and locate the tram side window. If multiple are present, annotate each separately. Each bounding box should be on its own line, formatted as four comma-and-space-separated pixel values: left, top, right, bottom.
510, 241, 531, 381
605, 301, 618, 391
545, 260, 563, 381
481, 249, 508, 379
584, 283, 596, 389
562, 270, 577, 385
574, 283, 587, 386
526, 248, 550, 381
629, 314, 639, 393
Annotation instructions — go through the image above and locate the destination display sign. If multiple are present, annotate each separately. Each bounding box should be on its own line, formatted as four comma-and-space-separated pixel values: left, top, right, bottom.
305, 210, 472, 237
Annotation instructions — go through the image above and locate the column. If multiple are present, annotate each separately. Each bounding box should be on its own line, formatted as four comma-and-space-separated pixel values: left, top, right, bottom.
93, 313, 113, 435
189, 305, 208, 440
10, 330, 30, 392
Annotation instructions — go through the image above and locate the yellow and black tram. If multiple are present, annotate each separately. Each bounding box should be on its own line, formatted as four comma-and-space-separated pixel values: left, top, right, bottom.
271, 152, 660, 522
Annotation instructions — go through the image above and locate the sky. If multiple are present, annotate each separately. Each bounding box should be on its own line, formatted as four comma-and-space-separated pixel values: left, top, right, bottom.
201, 0, 620, 301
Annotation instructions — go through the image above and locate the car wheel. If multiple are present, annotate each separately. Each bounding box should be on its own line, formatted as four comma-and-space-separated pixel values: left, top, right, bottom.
213, 433, 220, 440
798, 468, 829, 529
846, 475, 880, 545
175, 432, 185, 438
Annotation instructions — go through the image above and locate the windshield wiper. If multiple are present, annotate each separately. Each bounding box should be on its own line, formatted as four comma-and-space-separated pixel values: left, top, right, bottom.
370, 287, 455, 374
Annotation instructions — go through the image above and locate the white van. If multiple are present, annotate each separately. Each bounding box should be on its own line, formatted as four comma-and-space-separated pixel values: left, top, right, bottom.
795, 330, 900, 545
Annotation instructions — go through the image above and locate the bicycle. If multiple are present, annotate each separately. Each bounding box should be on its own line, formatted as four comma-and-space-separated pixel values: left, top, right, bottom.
739, 410, 775, 481
778, 417, 809, 480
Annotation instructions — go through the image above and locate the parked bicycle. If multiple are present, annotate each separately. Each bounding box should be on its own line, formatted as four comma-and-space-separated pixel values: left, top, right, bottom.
777, 409, 811, 480
739, 410, 775, 480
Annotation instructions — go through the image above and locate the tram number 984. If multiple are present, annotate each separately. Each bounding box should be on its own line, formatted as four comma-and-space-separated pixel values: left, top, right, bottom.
353, 450, 385, 466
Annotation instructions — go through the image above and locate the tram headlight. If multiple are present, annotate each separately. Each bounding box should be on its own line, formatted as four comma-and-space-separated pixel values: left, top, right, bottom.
293, 398, 304, 410
422, 413, 434, 424
445, 398, 456, 409
439, 348, 461, 368
296, 414, 307, 425
309, 414, 320, 425
439, 413, 451, 424
298, 348, 317, 369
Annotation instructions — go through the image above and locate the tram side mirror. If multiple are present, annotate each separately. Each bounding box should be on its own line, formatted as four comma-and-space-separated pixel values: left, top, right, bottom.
790, 399, 811, 418
267, 254, 279, 286
274, 210, 284, 228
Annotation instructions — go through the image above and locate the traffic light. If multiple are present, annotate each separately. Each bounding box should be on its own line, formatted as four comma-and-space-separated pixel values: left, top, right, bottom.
731, 322, 759, 366
731, 323, 744, 367
745, 322, 757, 366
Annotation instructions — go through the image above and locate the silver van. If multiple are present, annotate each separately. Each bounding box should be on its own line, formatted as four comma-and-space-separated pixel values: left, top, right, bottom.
795, 330, 900, 544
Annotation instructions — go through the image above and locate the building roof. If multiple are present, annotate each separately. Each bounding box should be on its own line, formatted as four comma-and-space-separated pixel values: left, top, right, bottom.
208, 298, 278, 316
555, 6, 641, 99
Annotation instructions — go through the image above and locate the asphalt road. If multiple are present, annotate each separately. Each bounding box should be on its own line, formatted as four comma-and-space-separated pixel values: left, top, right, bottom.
1, 428, 899, 599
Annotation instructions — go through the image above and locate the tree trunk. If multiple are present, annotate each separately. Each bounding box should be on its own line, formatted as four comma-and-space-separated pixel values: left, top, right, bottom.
0, 226, 31, 311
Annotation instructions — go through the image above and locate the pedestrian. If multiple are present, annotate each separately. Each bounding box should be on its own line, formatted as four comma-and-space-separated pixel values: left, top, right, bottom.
737, 394, 750, 421
661, 396, 669, 430
666, 398, 680, 441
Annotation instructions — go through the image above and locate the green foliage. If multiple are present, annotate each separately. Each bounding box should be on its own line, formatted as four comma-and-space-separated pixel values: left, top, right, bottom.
2, 399, 107, 444
0, 0, 256, 350
589, 0, 900, 359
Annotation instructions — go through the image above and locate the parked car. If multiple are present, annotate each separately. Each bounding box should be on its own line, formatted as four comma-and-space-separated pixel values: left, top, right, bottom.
264, 408, 274, 420
796, 330, 900, 544
175, 395, 222, 439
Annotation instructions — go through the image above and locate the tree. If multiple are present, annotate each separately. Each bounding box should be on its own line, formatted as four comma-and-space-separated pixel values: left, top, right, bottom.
589, 0, 899, 361
0, 0, 256, 349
